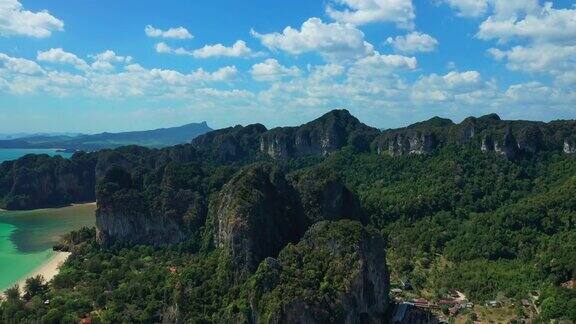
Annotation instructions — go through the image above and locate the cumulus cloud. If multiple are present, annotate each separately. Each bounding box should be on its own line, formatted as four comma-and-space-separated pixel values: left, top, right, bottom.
488, 44, 576, 74
386, 32, 439, 53
89, 50, 132, 71
251, 18, 374, 61
192, 40, 254, 58
350, 53, 417, 78
1, 50, 238, 98
250, 59, 301, 81
440, 0, 489, 17
326, 0, 415, 28
155, 40, 255, 58
0, 0, 64, 38
144, 25, 193, 39
440, 0, 538, 19
0, 53, 44, 75
477, 3, 576, 44
37, 48, 89, 71
477, 2, 576, 87
411, 71, 484, 102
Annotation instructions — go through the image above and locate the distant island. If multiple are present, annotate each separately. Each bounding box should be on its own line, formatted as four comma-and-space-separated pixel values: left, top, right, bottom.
0, 122, 212, 151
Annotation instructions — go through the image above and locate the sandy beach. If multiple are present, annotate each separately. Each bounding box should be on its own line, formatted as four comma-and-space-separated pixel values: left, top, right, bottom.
13, 251, 71, 295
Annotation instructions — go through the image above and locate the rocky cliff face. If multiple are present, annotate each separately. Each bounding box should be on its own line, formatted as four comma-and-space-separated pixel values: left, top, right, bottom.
260, 110, 379, 159
96, 194, 188, 247
288, 166, 364, 226
209, 163, 306, 275
248, 220, 389, 324
0, 152, 97, 210
192, 124, 267, 163
374, 131, 437, 156
208, 163, 363, 277
95, 165, 193, 246
372, 113, 576, 159
564, 140, 576, 154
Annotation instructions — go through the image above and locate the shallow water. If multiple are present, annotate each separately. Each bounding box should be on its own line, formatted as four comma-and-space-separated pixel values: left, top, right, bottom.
0, 204, 95, 291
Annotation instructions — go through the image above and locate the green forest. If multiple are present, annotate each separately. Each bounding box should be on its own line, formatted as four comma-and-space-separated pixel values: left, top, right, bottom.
1, 111, 576, 323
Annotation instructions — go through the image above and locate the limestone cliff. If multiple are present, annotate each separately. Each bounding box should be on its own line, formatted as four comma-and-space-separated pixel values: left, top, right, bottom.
248, 220, 390, 324
0, 152, 96, 210
208, 163, 306, 275
95, 166, 191, 246
288, 166, 365, 226
373, 113, 576, 159
192, 124, 267, 163
260, 109, 379, 159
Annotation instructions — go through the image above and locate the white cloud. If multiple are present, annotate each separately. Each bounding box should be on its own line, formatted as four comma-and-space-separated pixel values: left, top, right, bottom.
440, 0, 538, 19
326, 0, 415, 28
411, 71, 484, 102
440, 0, 489, 17
476, 2, 576, 89
144, 25, 193, 39
0, 53, 44, 75
155, 40, 255, 58
505, 82, 556, 104
250, 59, 301, 81
89, 50, 132, 72
478, 3, 576, 44
308, 63, 345, 81
251, 18, 374, 61
488, 44, 576, 74
155, 42, 173, 54
1, 50, 238, 98
37, 48, 89, 71
195, 88, 254, 99
192, 40, 253, 58
350, 52, 417, 77
386, 32, 439, 53
0, 0, 64, 38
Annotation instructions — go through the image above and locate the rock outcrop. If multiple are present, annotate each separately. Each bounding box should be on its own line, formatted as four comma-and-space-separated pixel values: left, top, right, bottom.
192, 124, 267, 163
260, 109, 379, 159
208, 163, 363, 277
288, 166, 364, 226
494, 129, 518, 159
95, 166, 194, 246
0, 152, 97, 210
248, 220, 390, 324
374, 131, 437, 156
209, 163, 306, 275
372, 113, 576, 159
564, 140, 576, 154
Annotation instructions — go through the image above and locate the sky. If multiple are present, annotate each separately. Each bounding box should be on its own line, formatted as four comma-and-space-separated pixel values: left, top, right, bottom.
0, 0, 575, 133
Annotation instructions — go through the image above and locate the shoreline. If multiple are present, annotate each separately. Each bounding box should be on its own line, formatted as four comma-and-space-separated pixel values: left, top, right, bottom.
0, 201, 96, 214
0, 202, 95, 297
5, 251, 71, 296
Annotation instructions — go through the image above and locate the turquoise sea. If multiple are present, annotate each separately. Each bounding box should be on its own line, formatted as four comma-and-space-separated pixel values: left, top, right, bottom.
0, 204, 96, 292
0, 148, 73, 163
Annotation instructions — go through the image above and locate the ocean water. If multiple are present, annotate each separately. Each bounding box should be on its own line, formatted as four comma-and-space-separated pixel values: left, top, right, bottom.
0, 148, 73, 163
0, 204, 96, 291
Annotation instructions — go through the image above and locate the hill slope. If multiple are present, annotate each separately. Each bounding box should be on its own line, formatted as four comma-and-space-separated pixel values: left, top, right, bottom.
0, 122, 212, 151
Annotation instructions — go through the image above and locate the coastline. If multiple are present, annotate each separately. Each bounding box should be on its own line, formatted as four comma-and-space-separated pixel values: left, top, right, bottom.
0, 252, 72, 300
0, 202, 96, 296
9, 251, 71, 295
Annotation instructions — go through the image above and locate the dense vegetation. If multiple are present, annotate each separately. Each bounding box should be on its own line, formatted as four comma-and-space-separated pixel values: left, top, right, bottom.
1, 110, 575, 322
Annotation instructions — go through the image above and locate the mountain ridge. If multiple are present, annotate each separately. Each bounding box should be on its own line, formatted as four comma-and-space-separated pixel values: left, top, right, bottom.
0, 121, 212, 151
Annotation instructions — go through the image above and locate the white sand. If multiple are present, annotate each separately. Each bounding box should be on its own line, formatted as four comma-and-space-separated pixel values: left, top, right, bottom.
12, 251, 71, 296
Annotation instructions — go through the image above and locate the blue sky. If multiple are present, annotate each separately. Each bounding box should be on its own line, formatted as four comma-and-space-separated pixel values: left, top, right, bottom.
0, 0, 575, 133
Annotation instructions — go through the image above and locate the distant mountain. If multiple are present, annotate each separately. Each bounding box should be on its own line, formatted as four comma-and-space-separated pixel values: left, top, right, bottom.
0, 132, 84, 140
0, 122, 212, 151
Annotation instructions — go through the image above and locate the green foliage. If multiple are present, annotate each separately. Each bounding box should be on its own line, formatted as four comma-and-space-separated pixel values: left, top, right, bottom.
2, 113, 576, 322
